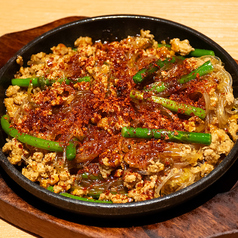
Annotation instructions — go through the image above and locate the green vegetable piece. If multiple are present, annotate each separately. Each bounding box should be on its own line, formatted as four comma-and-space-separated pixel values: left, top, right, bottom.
145, 60, 214, 93
178, 60, 214, 84
158, 43, 215, 57
145, 81, 168, 93
77, 76, 91, 82
130, 90, 206, 119
11, 77, 39, 87
133, 57, 176, 84
158, 43, 171, 49
151, 96, 206, 119
47, 186, 112, 203
87, 190, 103, 199
47, 186, 54, 192
66, 140, 77, 161
81, 172, 101, 180
60, 192, 112, 203
189, 49, 215, 57
12, 76, 91, 87
121, 127, 211, 145
1, 115, 76, 160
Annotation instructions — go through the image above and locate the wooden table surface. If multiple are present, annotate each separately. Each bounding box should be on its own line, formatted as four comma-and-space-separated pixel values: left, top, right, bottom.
0, 0, 238, 237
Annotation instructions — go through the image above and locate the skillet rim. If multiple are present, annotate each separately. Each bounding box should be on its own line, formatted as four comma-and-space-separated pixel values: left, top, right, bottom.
0, 14, 238, 217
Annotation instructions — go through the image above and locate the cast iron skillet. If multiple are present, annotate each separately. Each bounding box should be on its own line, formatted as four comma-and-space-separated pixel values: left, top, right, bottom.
0, 14, 238, 218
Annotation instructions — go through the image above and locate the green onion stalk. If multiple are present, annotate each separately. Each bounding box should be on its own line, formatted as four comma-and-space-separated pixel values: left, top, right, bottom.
47, 186, 112, 203
130, 90, 206, 119
145, 60, 214, 93
121, 127, 211, 145
133, 57, 178, 84
11, 76, 91, 88
1, 115, 76, 160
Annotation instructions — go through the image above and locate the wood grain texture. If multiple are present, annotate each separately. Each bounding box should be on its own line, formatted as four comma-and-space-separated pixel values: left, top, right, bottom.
0, 16, 85, 69
0, 16, 238, 238
1, 0, 238, 60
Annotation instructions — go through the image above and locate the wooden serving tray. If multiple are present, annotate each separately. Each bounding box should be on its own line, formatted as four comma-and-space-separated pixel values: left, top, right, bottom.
1, 17, 238, 238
